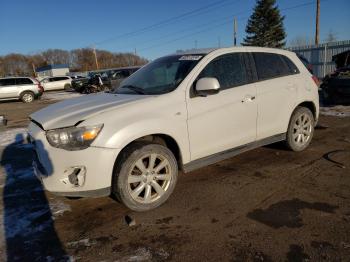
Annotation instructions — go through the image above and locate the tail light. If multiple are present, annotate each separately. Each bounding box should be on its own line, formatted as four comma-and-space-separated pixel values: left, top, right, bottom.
37, 84, 44, 93
311, 75, 319, 87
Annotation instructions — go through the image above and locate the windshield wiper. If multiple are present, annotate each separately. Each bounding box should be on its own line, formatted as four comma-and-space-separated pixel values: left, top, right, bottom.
121, 85, 147, 95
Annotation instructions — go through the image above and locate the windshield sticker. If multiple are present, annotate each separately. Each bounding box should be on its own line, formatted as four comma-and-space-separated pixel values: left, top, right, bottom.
179, 55, 202, 61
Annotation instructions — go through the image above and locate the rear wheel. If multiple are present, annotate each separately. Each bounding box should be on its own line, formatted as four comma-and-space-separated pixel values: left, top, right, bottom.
20, 91, 35, 103
64, 84, 71, 91
286, 107, 315, 151
112, 142, 178, 211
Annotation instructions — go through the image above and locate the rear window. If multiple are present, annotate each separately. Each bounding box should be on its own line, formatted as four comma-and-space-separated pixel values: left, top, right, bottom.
16, 78, 33, 85
0, 78, 16, 86
282, 56, 300, 74
253, 53, 293, 81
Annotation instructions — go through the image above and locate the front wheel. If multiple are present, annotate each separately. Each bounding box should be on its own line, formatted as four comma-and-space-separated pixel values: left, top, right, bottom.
64, 84, 71, 91
20, 91, 35, 103
112, 142, 178, 212
286, 107, 315, 151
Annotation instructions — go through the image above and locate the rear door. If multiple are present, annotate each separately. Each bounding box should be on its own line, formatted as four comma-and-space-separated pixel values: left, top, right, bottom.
251, 52, 298, 140
0, 78, 17, 98
15, 78, 34, 94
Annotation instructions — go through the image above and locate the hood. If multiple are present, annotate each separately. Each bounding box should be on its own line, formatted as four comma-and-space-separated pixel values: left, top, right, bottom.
30, 92, 149, 130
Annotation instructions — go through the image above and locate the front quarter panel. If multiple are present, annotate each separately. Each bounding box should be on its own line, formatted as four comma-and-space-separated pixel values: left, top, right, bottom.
85, 92, 191, 164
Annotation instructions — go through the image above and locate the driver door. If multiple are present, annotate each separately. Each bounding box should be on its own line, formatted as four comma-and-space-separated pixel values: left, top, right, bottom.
186, 52, 258, 161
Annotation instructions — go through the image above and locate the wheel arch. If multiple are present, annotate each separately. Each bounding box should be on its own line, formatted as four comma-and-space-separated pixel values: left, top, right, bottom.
19, 89, 35, 97
113, 133, 183, 173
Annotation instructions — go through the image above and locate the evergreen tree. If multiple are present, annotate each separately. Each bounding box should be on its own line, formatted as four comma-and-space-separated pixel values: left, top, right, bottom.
243, 0, 286, 48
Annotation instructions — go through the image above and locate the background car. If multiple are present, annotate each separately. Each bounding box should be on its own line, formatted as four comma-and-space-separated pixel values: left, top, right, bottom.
321, 50, 350, 104
102, 66, 141, 89
40, 76, 72, 91
0, 77, 43, 103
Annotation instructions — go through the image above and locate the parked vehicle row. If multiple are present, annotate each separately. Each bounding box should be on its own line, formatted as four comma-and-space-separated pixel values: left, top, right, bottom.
29, 47, 319, 211
0, 66, 141, 102
71, 66, 141, 93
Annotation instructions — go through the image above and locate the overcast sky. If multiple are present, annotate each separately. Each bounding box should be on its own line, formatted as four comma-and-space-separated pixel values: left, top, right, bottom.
1, 0, 349, 59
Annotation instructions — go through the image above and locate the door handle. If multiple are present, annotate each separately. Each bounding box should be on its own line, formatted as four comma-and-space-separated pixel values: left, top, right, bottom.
241, 95, 256, 103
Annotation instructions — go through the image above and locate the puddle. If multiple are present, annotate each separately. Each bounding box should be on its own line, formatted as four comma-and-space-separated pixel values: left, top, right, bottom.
247, 198, 338, 228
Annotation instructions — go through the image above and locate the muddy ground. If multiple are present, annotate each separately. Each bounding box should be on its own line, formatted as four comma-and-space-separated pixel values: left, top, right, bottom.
0, 94, 349, 261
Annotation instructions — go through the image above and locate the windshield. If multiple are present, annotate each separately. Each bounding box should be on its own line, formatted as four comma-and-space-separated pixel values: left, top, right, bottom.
112, 54, 204, 95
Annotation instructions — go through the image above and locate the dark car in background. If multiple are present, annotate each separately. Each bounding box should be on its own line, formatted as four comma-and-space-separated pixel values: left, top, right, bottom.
72, 66, 141, 93
321, 50, 350, 104
102, 66, 140, 89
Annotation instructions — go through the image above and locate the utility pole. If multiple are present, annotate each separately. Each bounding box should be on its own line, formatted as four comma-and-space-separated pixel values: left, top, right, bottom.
31, 63, 37, 77
92, 45, 99, 70
233, 17, 237, 46
218, 36, 221, 48
195, 40, 198, 49
315, 0, 320, 45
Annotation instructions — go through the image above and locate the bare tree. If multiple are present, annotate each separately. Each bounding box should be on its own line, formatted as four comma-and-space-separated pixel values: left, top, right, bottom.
289, 35, 314, 47
41, 49, 70, 65
324, 29, 337, 43
2, 54, 32, 76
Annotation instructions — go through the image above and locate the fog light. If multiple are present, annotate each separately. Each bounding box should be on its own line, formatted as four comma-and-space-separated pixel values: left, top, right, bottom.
64, 166, 86, 187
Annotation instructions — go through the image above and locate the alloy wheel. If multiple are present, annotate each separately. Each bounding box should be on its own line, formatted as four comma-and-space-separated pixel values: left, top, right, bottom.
292, 113, 312, 146
127, 153, 172, 204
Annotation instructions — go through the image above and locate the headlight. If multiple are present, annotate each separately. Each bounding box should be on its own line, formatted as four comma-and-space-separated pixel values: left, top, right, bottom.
46, 124, 103, 150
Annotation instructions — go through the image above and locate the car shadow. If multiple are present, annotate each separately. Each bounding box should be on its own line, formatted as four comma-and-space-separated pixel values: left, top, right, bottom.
0, 133, 67, 261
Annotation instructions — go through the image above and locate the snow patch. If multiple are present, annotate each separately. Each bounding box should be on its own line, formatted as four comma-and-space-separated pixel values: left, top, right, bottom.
67, 238, 95, 248
49, 199, 71, 218
42, 91, 83, 101
0, 128, 28, 147
320, 106, 350, 117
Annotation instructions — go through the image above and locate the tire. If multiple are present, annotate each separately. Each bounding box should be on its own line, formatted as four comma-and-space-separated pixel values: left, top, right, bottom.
20, 91, 35, 103
286, 106, 315, 152
112, 142, 178, 212
64, 84, 71, 91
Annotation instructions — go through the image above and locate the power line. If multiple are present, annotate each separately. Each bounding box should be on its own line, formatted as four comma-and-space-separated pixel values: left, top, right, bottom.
93, 0, 239, 46
136, 0, 323, 53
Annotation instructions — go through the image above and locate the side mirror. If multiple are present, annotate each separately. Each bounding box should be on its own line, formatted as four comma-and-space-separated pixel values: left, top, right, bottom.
195, 77, 220, 96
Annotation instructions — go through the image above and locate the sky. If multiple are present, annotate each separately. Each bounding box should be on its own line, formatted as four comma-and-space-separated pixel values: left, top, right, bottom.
1, 0, 349, 60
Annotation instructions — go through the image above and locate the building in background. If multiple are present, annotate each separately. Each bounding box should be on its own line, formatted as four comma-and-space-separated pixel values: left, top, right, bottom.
36, 64, 69, 79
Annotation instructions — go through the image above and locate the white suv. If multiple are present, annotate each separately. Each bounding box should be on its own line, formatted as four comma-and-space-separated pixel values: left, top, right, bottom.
29, 47, 319, 211
0, 77, 44, 103
40, 76, 72, 91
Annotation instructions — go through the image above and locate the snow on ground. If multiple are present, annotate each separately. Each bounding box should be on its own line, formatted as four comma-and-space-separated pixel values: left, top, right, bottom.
42, 91, 83, 101
320, 105, 350, 117
0, 127, 28, 147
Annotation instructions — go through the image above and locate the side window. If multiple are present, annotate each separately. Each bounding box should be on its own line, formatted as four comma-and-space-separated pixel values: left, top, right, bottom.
198, 53, 248, 90
16, 78, 33, 85
0, 79, 16, 86
49, 77, 57, 82
281, 56, 299, 74
253, 53, 291, 80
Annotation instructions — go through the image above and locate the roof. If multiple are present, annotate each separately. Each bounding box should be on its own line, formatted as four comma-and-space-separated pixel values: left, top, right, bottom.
36, 64, 69, 72
173, 46, 295, 56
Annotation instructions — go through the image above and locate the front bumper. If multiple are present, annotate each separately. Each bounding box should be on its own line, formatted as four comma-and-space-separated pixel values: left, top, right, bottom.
29, 122, 120, 197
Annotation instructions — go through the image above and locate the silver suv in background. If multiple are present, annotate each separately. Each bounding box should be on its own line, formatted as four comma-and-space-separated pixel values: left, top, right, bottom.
0, 77, 44, 103
40, 76, 72, 91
